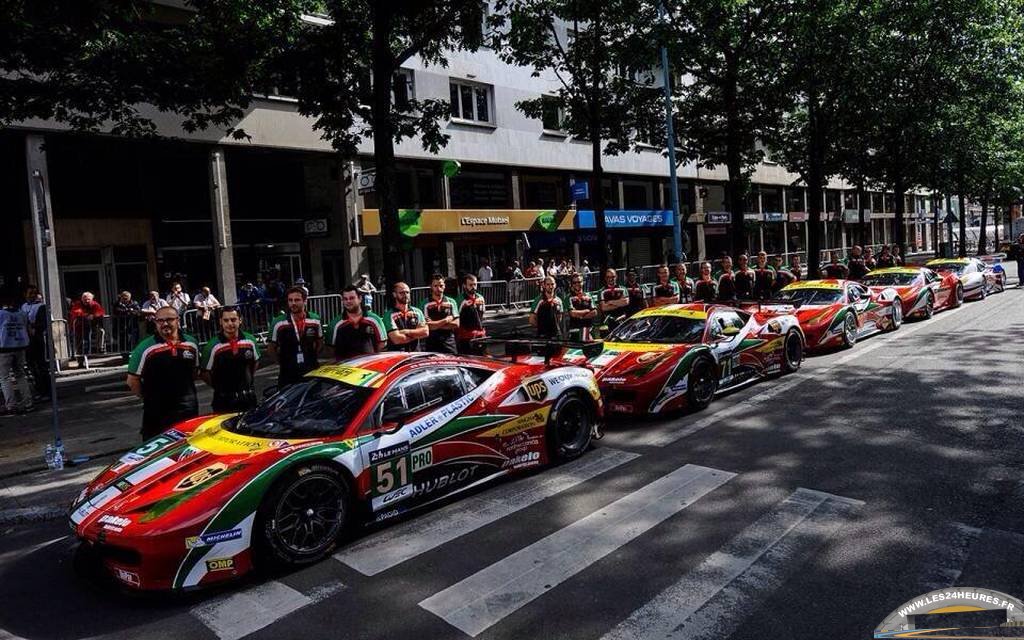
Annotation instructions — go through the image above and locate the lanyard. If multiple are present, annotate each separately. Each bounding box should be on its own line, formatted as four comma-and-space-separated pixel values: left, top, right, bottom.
291, 313, 306, 341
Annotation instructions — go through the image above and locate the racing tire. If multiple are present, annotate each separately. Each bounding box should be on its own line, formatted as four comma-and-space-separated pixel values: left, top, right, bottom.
686, 357, 718, 411
978, 283, 988, 300
840, 313, 858, 349
547, 392, 593, 462
953, 284, 964, 308
884, 299, 903, 332
780, 329, 803, 374
255, 463, 351, 570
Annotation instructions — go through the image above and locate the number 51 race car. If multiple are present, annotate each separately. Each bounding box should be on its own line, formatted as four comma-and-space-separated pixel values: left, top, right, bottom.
69, 346, 603, 591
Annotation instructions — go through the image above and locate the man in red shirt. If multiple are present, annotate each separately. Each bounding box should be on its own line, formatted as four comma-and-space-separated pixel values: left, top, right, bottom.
69, 291, 106, 361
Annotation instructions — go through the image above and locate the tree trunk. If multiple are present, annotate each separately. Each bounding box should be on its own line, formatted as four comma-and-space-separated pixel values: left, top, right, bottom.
856, 180, 867, 247
723, 52, 747, 257
957, 170, 967, 257
591, 130, 608, 273
977, 186, 990, 256
370, 5, 403, 291
933, 194, 941, 257
805, 99, 823, 279
893, 176, 906, 258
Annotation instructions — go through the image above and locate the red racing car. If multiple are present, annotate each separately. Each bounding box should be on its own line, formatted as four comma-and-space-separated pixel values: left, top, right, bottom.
69, 348, 602, 591
860, 266, 962, 319
749, 279, 902, 351
562, 303, 804, 415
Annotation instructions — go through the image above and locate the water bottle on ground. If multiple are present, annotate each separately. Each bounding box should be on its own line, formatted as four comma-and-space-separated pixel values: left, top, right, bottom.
53, 439, 65, 470
44, 444, 55, 470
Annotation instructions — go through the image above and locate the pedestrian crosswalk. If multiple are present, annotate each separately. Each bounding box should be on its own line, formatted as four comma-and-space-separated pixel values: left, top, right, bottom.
182, 449, 878, 640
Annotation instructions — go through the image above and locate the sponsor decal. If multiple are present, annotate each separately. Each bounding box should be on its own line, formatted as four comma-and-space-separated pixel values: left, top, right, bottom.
783, 280, 842, 291
767, 319, 782, 333
406, 392, 479, 439
631, 307, 707, 320
115, 452, 147, 468
502, 451, 541, 469
374, 508, 404, 523
174, 446, 201, 462
412, 464, 481, 498
524, 379, 549, 402
636, 350, 669, 365
410, 447, 433, 472
368, 442, 411, 464
478, 406, 550, 438
371, 484, 414, 511
608, 401, 635, 413
602, 376, 627, 384
268, 440, 290, 449
175, 463, 228, 492
205, 557, 235, 572
114, 479, 132, 491
184, 527, 243, 549
875, 587, 1024, 637
102, 525, 124, 533
98, 515, 131, 528
132, 435, 178, 458
113, 567, 141, 587
183, 350, 195, 360
310, 364, 383, 387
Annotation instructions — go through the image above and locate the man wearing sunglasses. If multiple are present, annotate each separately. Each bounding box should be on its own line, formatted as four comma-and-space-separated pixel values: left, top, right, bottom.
127, 306, 200, 440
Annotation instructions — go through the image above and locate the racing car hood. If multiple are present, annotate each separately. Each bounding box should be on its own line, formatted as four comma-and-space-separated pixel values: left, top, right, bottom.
590, 342, 694, 383
69, 415, 349, 535
753, 303, 836, 327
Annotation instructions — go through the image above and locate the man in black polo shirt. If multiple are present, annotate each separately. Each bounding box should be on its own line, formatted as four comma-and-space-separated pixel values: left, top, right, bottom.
268, 286, 323, 387
327, 286, 386, 360
456, 274, 487, 355
127, 306, 199, 440
421, 274, 459, 354
200, 306, 260, 413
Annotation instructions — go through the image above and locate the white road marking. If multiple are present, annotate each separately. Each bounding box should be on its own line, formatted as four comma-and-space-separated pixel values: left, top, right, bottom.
602, 488, 863, 640
191, 579, 345, 640
336, 447, 640, 576
419, 464, 735, 637
627, 293, 1014, 448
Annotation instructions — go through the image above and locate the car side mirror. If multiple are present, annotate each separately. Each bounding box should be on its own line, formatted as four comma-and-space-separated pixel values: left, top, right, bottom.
262, 385, 279, 400
378, 417, 406, 437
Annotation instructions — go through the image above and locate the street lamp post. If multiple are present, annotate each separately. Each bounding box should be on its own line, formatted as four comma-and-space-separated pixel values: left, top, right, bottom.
29, 170, 63, 464
659, 3, 685, 263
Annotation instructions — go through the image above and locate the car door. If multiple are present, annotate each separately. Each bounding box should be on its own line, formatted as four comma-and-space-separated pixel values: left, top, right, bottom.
707, 309, 748, 386
358, 367, 469, 513
847, 283, 879, 327
925, 269, 946, 306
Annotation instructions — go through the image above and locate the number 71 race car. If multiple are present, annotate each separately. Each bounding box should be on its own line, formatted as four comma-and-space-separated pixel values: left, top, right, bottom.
69, 347, 602, 591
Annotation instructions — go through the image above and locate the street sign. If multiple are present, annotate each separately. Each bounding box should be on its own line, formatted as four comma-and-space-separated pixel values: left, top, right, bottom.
764, 211, 785, 222
788, 211, 807, 222
705, 211, 731, 224
570, 180, 589, 201
304, 218, 329, 237
357, 169, 376, 194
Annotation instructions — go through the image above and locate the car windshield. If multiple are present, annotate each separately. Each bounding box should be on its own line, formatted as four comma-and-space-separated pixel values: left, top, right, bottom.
607, 315, 706, 344
927, 262, 965, 274
225, 378, 372, 437
862, 272, 921, 286
776, 288, 844, 305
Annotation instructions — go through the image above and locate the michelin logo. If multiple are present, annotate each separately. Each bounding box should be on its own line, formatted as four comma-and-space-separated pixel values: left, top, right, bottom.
185, 527, 243, 549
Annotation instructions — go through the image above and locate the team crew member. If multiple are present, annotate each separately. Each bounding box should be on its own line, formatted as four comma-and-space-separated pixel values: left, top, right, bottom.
652, 265, 681, 306
772, 255, 796, 292
693, 262, 718, 303
566, 276, 597, 341
200, 307, 260, 413
624, 271, 647, 316
127, 306, 199, 440
734, 254, 754, 299
421, 274, 459, 354
846, 245, 869, 280
529, 276, 564, 338
875, 245, 896, 268
268, 287, 323, 387
384, 282, 429, 352
326, 285, 386, 360
597, 268, 629, 325
822, 252, 849, 278
752, 251, 776, 300
456, 274, 487, 355
789, 255, 804, 282
715, 256, 737, 301
671, 263, 694, 302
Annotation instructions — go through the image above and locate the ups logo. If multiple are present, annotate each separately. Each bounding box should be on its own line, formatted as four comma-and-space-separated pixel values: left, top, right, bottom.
205, 557, 234, 572
525, 379, 549, 402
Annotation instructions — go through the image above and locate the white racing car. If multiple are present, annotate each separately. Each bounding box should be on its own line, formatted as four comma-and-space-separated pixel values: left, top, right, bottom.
924, 257, 1007, 300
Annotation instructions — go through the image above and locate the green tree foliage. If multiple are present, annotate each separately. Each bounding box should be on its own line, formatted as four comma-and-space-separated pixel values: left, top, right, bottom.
491, 0, 664, 270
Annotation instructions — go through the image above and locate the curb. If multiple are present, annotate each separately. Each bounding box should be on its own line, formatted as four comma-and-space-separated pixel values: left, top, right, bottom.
0, 505, 66, 526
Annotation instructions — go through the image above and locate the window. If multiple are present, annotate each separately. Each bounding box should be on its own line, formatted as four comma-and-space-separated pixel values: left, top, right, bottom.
541, 95, 565, 132
393, 68, 415, 111
376, 368, 466, 426
450, 79, 493, 124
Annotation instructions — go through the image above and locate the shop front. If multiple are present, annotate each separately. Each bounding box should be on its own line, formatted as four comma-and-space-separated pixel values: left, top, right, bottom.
575, 209, 677, 266
360, 208, 576, 282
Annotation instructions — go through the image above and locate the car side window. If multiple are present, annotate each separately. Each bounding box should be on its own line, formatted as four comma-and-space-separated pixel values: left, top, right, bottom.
719, 311, 746, 330
419, 369, 466, 409
369, 368, 465, 432
461, 367, 493, 391
708, 315, 725, 337
848, 285, 863, 302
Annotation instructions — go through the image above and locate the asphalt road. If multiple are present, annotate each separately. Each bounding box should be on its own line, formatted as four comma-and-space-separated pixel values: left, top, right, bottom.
1, 283, 1022, 640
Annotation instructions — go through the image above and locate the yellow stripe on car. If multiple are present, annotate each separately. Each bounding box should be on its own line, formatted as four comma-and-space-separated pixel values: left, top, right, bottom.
782, 280, 842, 291
631, 306, 707, 320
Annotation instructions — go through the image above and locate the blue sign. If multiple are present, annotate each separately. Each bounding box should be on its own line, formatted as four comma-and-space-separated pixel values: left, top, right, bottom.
576, 209, 676, 229
764, 211, 785, 222
570, 181, 590, 201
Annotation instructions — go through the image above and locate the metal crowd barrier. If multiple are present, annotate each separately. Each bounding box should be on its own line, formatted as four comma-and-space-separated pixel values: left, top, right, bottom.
476, 280, 508, 313
307, 294, 343, 324
508, 277, 542, 311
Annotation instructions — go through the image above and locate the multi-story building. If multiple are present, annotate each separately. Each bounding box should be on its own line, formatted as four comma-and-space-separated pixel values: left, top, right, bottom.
4, 17, 944, 322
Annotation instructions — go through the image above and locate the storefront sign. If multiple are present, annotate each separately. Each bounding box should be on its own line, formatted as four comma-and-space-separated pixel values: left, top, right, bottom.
763, 211, 785, 222
575, 209, 675, 229
788, 211, 807, 222
303, 218, 329, 237
360, 209, 575, 236
356, 169, 375, 194
843, 209, 871, 224
570, 180, 590, 201
705, 211, 732, 224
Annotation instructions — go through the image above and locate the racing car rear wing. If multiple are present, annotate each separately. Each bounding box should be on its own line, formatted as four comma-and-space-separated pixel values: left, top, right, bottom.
472, 338, 605, 366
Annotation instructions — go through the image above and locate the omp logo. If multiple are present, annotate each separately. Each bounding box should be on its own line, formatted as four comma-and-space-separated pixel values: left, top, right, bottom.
525, 379, 549, 402
174, 463, 228, 492
205, 558, 235, 572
